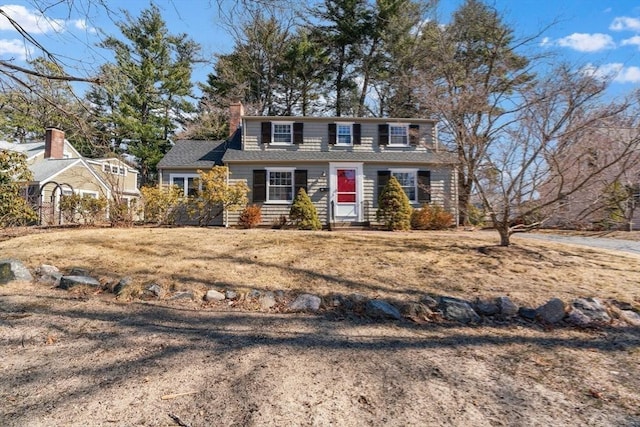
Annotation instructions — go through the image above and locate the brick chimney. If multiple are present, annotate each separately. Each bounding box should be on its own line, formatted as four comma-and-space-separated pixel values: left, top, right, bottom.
44, 128, 65, 159
229, 102, 244, 137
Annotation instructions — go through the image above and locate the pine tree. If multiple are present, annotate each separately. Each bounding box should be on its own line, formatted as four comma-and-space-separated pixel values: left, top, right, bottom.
376, 176, 412, 231
289, 188, 322, 230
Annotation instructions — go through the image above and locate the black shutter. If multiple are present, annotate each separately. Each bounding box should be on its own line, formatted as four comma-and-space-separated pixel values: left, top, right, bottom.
353, 123, 361, 145
261, 122, 271, 144
377, 171, 391, 202
418, 170, 431, 203
253, 170, 266, 202
328, 123, 336, 145
293, 122, 304, 144
409, 124, 420, 146
295, 169, 308, 195
378, 124, 389, 146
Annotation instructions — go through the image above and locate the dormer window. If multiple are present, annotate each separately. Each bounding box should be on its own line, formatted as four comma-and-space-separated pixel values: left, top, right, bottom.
273, 122, 293, 144
337, 124, 352, 145
389, 125, 408, 145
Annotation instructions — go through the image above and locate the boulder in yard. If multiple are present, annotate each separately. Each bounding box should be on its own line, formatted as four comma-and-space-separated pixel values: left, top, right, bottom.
497, 296, 519, 317
288, 293, 322, 312
258, 291, 277, 310
0, 259, 33, 284
58, 275, 101, 290
365, 299, 402, 320
536, 298, 566, 324
566, 297, 610, 326
474, 298, 499, 316
439, 297, 481, 324
205, 289, 226, 302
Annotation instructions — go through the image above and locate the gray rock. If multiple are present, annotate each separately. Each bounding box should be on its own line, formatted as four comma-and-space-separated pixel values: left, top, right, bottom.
619, 310, 640, 326
205, 289, 226, 302
568, 298, 611, 325
146, 283, 163, 298
288, 293, 322, 312
36, 264, 61, 285
474, 298, 499, 316
536, 298, 566, 324
274, 290, 287, 303
171, 291, 194, 301
365, 299, 402, 320
113, 277, 133, 295
439, 297, 481, 324
497, 296, 519, 317
258, 291, 277, 310
0, 259, 33, 284
566, 309, 593, 327
58, 275, 101, 290
419, 295, 439, 310
247, 289, 262, 301
518, 307, 537, 320
225, 290, 238, 300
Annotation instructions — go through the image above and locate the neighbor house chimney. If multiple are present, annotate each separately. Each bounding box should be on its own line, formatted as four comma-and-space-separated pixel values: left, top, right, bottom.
229, 102, 244, 138
44, 128, 65, 159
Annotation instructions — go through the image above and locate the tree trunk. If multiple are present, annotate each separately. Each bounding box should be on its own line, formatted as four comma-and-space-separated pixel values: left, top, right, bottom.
496, 224, 511, 247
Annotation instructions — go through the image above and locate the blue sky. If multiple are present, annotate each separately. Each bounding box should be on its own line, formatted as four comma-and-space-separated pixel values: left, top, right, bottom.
0, 0, 639, 97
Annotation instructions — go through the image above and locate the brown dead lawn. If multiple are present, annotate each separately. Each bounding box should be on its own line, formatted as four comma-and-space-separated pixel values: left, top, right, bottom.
1, 227, 639, 307
1, 227, 640, 426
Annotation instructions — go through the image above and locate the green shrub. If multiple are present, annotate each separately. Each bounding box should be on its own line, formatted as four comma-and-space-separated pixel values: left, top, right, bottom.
139, 185, 183, 225
289, 188, 321, 230
238, 204, 262, 228
376, 176, 412, 231
466, 204, 486, 227
411, 204, 454, 230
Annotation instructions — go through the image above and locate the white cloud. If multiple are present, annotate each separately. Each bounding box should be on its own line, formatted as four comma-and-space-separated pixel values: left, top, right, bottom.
610, 16, 640, 31
0, 4, 65, 34
582, 63, 640, 84
0, 38, 31, 59
540, 36, 551, 47
556, 33, 615, 52
71, 19, 96, 33
622, 35, 640, 48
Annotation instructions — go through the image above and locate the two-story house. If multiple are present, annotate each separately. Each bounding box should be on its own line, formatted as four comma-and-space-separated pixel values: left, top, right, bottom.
0, 128, 140, 225
158, 103, 458, 228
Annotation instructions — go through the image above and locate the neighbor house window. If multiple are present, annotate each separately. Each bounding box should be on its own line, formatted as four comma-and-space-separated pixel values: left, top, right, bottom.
267, 168, 294, 202
103, 163, 126, 176
391, 169, 417, 202
272, 123, 293, 144
389, 125, 409, 145
170, 174, 199, 196
337, 124, 352, 145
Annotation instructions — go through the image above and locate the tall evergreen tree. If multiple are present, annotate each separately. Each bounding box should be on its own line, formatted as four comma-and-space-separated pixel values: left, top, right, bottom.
99, 4, 200, 184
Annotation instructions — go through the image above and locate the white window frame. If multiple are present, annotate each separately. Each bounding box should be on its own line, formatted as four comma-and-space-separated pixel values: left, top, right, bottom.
336, 123, 353, 146
390, 168, 418, 203
170, 173, 200, 197
103, 162, 127, 176
388, 124, 409, 146
266, 167, 295, 203
76, 189, 99, 199
272, 121, 294, 145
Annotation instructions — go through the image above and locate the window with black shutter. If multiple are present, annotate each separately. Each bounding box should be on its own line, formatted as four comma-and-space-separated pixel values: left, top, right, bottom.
293, 122, 304, 144
377, 170, 391, 202
353, 123, 361, 145
294, 169, 308, 195
261, 122, 271, 144
418, 170, 431, 203
378, 124, 389, 146
253, 170, 266, 202
328, 123, 336, 145
409, 124, 420, 146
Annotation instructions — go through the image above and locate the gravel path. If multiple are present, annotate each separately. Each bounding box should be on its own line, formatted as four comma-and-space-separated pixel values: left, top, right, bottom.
513, 233, 640, 256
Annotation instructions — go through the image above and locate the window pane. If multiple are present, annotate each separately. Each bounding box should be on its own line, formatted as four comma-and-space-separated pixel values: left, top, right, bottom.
389, 126, 408, 145
392, 172, 416, 201
187, 177, 199, 196
173, 177, 185, 194
268, 171, 293, 201
273, 124, 292, 143
337, 124, 351, 144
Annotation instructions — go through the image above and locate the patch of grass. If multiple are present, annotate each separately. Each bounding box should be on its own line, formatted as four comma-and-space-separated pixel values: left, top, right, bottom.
1, 227, 639, 308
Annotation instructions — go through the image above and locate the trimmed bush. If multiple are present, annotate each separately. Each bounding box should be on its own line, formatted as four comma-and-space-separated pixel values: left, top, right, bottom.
411, 204, 454, 230
376, 176, 412, 231
238, 204, 262, 228
289, 188, 321, 230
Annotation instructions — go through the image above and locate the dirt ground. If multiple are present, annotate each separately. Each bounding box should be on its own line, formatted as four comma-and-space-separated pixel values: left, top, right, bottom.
1, 280, 639, 427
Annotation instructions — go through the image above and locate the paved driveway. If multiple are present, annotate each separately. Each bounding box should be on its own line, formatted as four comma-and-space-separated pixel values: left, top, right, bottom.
513, 233, 640, 256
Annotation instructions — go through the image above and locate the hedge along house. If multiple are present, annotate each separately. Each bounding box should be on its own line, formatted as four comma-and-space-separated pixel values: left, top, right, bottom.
157, 102, 458, 227
0, 128, 140, 225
